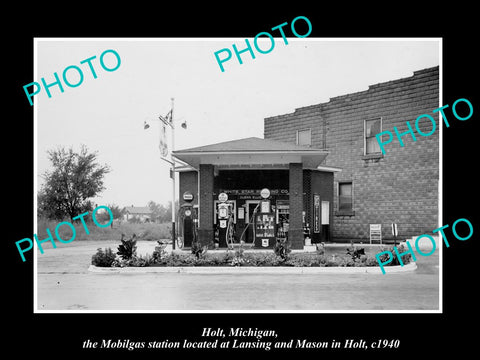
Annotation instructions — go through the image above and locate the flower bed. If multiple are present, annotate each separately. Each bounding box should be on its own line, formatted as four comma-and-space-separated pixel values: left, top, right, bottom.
91, 240, 412, 269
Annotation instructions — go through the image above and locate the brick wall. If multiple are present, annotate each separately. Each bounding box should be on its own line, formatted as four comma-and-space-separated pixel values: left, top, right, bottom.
198, 164, 214, 246
179, 171, 198, 206
265, 67, 439, 242
289, 163, 304, 249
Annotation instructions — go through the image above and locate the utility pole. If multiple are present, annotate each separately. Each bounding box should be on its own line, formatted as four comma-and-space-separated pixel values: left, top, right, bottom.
144, 98, 179, 250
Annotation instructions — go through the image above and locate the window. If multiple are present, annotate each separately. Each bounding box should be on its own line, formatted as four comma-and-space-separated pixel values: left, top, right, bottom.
338, 182, 353, 213
364, 118, 382, 155
296, 129, 311, 146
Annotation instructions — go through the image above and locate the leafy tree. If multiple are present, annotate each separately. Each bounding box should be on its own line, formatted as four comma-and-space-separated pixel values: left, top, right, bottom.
148, 200, 179, 223
94, 203, 124, 224
108, 203, 124, 219
38, 145, 111, 221
147, 200, 163, 222
148, 200, 169, 222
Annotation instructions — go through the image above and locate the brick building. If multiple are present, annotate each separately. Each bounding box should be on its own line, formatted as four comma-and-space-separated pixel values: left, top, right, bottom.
264, 66, 439, 242
174, 137, 339, 249
173, 66, 439, 247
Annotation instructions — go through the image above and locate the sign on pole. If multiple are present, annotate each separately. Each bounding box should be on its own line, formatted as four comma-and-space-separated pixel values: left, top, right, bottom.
391, 223, 398, 237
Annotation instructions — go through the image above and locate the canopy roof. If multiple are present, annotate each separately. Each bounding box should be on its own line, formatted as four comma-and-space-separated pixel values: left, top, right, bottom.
173, 137, 340, 171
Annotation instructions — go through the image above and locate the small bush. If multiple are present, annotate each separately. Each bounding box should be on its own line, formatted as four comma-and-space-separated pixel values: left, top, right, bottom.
191, 240, 208, 259
316, 243, 325, 255
151, 242, 168, 264
117, 234, 137, 260
284, 255, 315, 267
377, 244, 412, 266
274, 238, 291, 260
365, 257, 379, 266
346, 246, 365, 261
91, 248, 116, 267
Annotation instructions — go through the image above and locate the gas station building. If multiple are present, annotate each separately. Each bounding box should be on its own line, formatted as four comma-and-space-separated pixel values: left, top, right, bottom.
173, 137, 340, 250
172, 66, 439, 249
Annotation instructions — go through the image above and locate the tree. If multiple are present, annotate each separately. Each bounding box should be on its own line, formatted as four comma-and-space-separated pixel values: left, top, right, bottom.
38, 145, 111, 221
108, 204, 124, 220
147, 200, 179, 223
94, 203, 124, 224
148, 200, 167, 223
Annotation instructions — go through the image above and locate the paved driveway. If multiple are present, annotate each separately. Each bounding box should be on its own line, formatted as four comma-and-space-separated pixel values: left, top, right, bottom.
35, 240, 440, 312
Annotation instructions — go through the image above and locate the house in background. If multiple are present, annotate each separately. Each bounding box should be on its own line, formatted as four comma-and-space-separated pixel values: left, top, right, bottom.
123, 206, 153, 223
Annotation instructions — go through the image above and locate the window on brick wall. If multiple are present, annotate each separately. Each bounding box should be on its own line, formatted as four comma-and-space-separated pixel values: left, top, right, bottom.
296, 129, 311, 146
338, 182, 354, 215
364, 118, 382, 155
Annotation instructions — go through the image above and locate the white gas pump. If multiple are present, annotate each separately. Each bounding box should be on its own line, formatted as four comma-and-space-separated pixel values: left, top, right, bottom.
217, 193, 235, 248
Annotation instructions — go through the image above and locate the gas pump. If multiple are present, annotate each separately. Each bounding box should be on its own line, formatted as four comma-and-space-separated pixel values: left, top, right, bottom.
216, 192, 234, 248
178, 191, 197, 248
254, 188, 276, 248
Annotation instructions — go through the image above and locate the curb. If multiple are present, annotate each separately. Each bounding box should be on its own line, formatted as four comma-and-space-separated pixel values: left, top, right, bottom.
88, 262, 417, 274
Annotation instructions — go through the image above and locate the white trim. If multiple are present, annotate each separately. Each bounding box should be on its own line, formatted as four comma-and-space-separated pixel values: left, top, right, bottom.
315, 165, 342, 173
173, 149, 327, 156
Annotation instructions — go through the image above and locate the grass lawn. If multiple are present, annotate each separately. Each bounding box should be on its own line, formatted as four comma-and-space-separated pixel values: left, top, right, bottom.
37, 218, 171, 242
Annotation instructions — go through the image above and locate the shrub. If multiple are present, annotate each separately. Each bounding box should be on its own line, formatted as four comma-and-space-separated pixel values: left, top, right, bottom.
346, 246, 366, 261
317, 254, 327, 265
91, 248, 116, 267
316, 243, 325, 255
130, 255, 150, 267
230, 247, 248, 266
365, 257, 379, 266
377, 244, 412, 266
159, 253, 196, 267
249, 253, 283, 267
209, 253, 232, 266
151, 242, 168, 264
284, 255, 316, 267
191, 240, 208, 259
117, 234, 137, 260
274, 238, 291, 260
393, 244, 412, 265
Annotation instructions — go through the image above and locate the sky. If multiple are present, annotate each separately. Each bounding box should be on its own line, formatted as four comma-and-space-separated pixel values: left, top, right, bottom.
35, 38, 440, 208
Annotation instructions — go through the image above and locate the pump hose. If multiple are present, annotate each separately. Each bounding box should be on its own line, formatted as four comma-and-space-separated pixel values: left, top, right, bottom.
176, 208, 183, 248
238, 203, 260, 244
226, 216, 233, 249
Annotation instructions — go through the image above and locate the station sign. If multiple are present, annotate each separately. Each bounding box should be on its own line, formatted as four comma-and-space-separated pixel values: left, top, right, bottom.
183, 191, 194, 202
260, 188, 271, 199
218, 192, 228, 203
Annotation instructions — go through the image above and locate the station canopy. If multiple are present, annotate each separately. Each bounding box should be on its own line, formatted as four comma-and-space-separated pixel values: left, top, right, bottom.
172, 137, 340, 172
